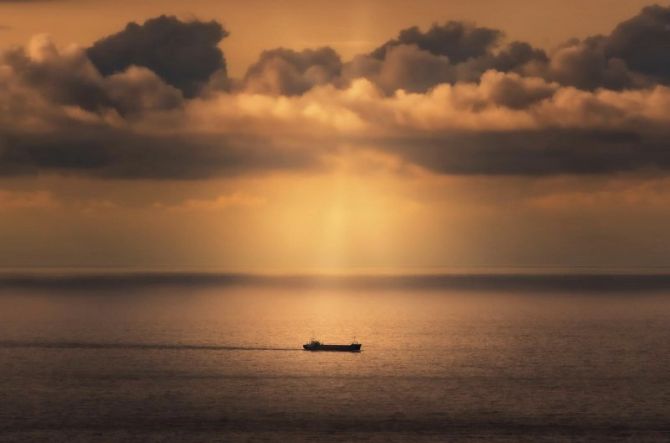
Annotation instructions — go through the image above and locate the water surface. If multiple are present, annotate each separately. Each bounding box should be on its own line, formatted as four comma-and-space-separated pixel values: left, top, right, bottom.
1, 273, 669, 442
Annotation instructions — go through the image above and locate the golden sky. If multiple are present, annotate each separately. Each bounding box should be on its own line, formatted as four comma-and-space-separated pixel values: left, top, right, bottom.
1, 0, 670, 271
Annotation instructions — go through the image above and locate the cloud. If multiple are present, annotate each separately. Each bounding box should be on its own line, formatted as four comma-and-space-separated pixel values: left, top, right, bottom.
338, 22, 548, 95
370, 21, 502, 63
604, 5, 670, 82
341, 40, 548, 95
0, 123, 323, 179
344, 45, 452, 94
491, 41, 548, 73
545, 37, 640, 90
2, 35, 183, 116
87, 15, 228, 98
257, 6, 669, 96
2, 45, 670, 178
0, 34, 324, 179
1, 7, 670, 180
540, 5, 670, 91
243, 47, 342, 95
235, 21, 547, 97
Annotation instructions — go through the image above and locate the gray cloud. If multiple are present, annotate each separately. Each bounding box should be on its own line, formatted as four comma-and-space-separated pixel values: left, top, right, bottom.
383, 130, 670, 176
543, 36, 652, 91
491, 41, 548, 73
479, 72, 556, 109
3, 44, 112, 112
0, 34, 324, 179
541, 5, 670, 91
243, 47, 342, 95
343, 45, 451, 94
374, 5, 670, 93
260, 5, 670, 96
238, 21, 539, 96
2, 37, 183, 116
605, 5, 670, 82
87, 15, 228, 98
340, 40, 548, 94
0, 124, 324, 179
338, 22, 548, 94
370, 21, 502, 63
1, 7, 670, 180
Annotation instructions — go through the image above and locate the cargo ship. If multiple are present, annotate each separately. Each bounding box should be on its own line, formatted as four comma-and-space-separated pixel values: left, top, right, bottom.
303, 339, 361, 352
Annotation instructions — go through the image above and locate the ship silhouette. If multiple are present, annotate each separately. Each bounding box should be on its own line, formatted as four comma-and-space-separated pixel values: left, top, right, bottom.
303, 339, 361, 352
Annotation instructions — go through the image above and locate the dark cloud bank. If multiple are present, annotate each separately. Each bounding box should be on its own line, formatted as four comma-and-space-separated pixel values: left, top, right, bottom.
2, 6, 670, 179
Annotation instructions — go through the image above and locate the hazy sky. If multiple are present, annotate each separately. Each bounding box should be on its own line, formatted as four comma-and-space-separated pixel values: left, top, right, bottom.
1, 0, 670, 271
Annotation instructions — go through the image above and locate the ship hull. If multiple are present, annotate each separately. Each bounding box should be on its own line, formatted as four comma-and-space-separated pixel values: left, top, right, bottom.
303, 343, 361, 352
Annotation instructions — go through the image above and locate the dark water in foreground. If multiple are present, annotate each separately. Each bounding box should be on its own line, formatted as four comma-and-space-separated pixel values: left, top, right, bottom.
1, 273, 670, 442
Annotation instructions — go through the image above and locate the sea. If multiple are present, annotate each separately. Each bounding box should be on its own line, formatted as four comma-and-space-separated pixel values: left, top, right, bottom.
1, 271, 669, 442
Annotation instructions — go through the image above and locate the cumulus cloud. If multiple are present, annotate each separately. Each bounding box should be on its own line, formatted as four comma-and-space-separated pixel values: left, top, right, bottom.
87, 15, 228, 98
0, 36, 320, 179
243, 47, 342, 95
1, 7, 670, 180
604, 5, 670, 82
338, 22, 549, 94
237, 21, 548, 96
183, 72, 670, 176
370, 22, 502, 63
343, 45, 451, 94
545, 37, 638, 90
4, 62, 670, 178
540, 5, 670, 91
2, 35, 183, 117
260, 5, 668, 95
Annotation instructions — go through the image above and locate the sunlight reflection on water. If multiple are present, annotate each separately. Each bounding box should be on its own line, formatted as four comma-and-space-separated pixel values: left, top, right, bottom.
1, 280, 669, 441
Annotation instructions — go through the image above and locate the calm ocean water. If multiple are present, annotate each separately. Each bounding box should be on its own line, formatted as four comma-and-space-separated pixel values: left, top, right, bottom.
1, 273, 669, 442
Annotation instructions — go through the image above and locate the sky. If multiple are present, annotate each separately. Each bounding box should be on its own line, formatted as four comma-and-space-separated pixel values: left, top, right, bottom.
1, 0, 670, 271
